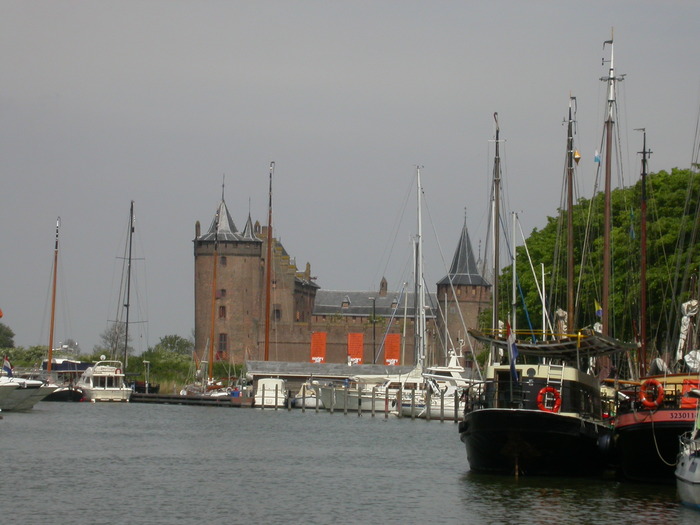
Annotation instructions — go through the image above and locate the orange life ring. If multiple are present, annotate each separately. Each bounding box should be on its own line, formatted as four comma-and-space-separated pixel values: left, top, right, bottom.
537, 386, 562, 413
639, 378, 664, 409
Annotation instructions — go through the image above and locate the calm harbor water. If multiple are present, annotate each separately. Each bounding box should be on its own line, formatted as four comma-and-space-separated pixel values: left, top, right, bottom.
2, 402, 697, 524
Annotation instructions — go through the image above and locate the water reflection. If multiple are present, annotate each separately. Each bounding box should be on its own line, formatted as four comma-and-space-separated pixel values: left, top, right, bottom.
460, 471, 691, 525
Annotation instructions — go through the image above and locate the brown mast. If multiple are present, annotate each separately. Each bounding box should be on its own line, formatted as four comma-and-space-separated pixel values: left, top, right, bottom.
491, 113, 501, 363
264, 162, 274, 361
208, 205, 219, 383
566, 96, 577, 333
47, 217, 60, 373
601, 32, 622, 337
637, 129, 651, 376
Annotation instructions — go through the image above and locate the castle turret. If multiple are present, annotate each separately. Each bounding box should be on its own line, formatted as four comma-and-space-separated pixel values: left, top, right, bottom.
436, 216, 491, 362
193, 196, 263, 363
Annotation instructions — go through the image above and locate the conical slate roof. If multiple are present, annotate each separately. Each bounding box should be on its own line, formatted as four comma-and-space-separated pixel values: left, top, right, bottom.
197, 199, 261, 243
437, 218, 489, 287
241, 213, 257, 241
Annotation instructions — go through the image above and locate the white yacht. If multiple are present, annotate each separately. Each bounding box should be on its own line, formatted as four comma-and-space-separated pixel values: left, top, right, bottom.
676, 389, 700, 509
0, 375, 57, 411
76, 360, 131, 402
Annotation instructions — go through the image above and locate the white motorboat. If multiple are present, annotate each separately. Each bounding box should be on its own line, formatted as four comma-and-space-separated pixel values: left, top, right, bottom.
0, 375, 57, 411
291, 382, 323, 409
254, 377, 288, 408
399, 381, 464, 420
317, 367, 426, 413
76, 360, 131, 402
676, 388, 700, 509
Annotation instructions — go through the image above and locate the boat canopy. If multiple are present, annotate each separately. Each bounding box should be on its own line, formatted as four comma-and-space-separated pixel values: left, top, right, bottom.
468, 328, 636, 359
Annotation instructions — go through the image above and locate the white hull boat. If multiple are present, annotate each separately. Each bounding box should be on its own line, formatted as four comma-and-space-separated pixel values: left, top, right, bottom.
255, 378, 288, 408
76, 360, 131, 402
676, 388, 700, 509
0, 376, 57, 411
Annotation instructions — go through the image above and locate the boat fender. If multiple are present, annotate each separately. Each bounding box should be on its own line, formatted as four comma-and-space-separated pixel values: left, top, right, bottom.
536, 386, 562, 413
597, 432, 614, 458
639, 379, 664, 409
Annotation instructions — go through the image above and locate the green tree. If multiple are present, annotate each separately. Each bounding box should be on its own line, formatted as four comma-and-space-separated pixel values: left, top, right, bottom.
0, 322, 15, 348
152, 334, 194, 355
92, 322, 132, 360
502, 168, 700, 356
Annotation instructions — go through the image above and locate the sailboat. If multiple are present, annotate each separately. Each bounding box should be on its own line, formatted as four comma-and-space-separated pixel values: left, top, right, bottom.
0, 220, 61, 409
315, 168, 436, 413
676, 388, 700, 508
254, 162, 289, 407
457, 99, 631, 475
77, 204, 135, 402
611, 134, 700, 482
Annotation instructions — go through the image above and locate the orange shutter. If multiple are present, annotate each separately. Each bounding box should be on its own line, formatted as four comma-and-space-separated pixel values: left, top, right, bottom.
384, 333, 401, 366
347, 333, 364, 364
310, 332, 327, 363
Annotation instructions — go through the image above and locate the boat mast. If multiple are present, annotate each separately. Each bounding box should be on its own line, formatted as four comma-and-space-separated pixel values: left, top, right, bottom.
566, 96, 577, 333
123, 201, 134, 369
637, 128, 651, 376
415, 166, 426, 367
491, 112, 501, 363
264, 161, 274, 361
601, 32, 622, 337
47, 217, 60, 373
208, 201, 220, 382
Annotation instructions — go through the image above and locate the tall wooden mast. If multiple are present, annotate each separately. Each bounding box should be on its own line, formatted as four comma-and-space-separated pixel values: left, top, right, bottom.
566, 97, 577, 333
638, 129, 651, 376
601, 32, 622, 337
491, 112, 502, 363
208, 200, 219, 382
264, 161, 274, 361
47, 217, 60, 373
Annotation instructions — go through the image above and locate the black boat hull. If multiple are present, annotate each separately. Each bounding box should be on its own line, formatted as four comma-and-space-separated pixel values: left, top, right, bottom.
458, 408, 612, 476
613, 409, 694, 484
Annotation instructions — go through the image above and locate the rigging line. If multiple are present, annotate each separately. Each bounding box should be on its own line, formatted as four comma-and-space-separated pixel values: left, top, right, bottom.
422, 192, 483, 380
372, 173, 415, 289
517, 218, 554, 335
375, 283, 407, 361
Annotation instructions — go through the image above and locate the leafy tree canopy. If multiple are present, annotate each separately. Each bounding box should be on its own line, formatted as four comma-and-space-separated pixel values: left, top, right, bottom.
0, 322, 15, 348
500, 167, 700, 356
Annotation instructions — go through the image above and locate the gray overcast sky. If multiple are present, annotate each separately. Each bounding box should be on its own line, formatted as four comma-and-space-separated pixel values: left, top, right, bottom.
2, 1, 699, 354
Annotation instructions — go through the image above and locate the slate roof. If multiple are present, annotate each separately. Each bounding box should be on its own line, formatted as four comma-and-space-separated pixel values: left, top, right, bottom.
437, 218, 489, 287
312, 289, 437, 319
197, 199, 262, 243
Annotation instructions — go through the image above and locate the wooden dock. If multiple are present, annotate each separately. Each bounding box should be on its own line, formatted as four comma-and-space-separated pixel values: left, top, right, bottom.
130, 392, 255, 408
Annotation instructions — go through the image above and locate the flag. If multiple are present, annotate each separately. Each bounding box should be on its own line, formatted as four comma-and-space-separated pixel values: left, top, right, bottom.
595, 300, 603, 318
594, 150, 601, 163
506, 322, 519, 382
3, 356, 13, 377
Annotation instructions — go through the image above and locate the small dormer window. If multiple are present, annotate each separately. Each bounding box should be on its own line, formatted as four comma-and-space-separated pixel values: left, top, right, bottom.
341, 296, 351, 308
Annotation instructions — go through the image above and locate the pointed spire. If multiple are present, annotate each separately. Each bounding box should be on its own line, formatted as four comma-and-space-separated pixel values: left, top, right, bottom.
241, 213, 256, 240
438, 215, 489, 287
